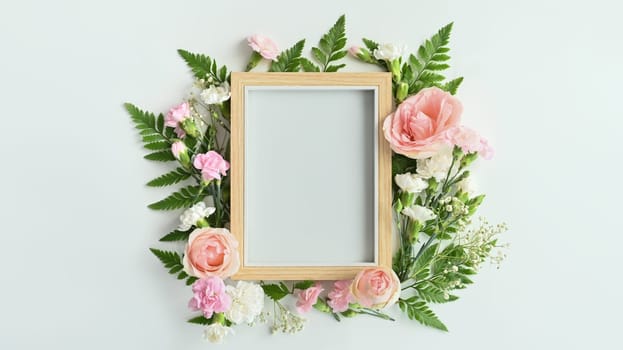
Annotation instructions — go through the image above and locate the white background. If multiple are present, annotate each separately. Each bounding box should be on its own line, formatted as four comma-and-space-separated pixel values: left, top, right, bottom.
0, 0, 621, 349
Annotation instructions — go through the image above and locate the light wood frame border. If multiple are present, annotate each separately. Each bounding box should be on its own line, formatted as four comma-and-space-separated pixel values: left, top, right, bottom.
230, 72, 393, 280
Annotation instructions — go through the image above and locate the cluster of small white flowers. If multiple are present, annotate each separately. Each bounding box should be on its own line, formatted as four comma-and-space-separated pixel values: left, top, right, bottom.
178, 202, 215, 231
203, 323, 234, 344
271, 303, 305, 334
458, 218, 509, 269
225, 281, 265, 325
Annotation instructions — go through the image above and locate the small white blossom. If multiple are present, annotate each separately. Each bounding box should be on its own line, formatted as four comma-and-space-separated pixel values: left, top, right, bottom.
445, 205, 454, 212
402, 205, 436, 223
203, 323, 234, 344
373, 43, 406, 61
178, 202, 215, 231
200, 82, 231, 105
225, 281, 265, 324
417, 147, 454, 180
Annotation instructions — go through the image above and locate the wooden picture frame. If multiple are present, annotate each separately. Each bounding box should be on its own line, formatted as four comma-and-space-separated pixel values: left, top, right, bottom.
230, 72, 393, 280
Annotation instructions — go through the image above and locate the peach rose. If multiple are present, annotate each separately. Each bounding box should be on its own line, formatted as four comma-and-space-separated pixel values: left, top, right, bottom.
183, 227, 240, 278
350, 267, 401, 309
383, 87, 462, 159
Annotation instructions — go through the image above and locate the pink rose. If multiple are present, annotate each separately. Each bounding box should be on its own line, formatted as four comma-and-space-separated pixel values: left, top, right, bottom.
193, 151, 230, 181
350, 267, 400, 309
383, 87, 462, 159
188, 276, 232, 318
327, 280, 354, 313
247, 35, 279, 61
165, 102, 190, 128
296, 282, 324, 313
443, 126, 494, 160
183, 227, 240, 278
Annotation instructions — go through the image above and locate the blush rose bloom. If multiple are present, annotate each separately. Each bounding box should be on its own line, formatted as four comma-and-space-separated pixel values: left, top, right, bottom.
350, 267, 401, 309
183, 227, 240, 278
383, 87, 462, 159
247, 35, 279, 61
193, 151, 230, 181
296, 282, 324, 313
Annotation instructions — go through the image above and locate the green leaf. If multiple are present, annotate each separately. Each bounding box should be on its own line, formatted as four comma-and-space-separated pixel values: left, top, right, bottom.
399, 298, 448, 331
406, 22, 459, 94
125, 103, 174, 158
148, 185, 204, 210
146, 168, 191, 187
159, 229, 192, 242
143, 150, 176, 162
362, 38, 379, 51
293, 280, 315, 290
416, 283, 458, 303
177, 49, 228, 83
300, 57, 320, 72
262, 283, 290, 301
269, 39, 305, 72
311, 15, 347, 72
150, 248, 197, 285
186, 276, 198, 286
411, 243, 438, 281
188, 315, 210, 325
440, 77, 463, 95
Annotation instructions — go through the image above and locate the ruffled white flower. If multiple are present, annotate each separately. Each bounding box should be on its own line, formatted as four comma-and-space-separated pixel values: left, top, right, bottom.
402, 205, 436, 223
416, 147, 454, 180
373, 43, 406, 61
200, 83, 230, 105
178, 202, 215, 231
203, 323, 234, 344
395, 173, 429, 193
225, 281, 265, 324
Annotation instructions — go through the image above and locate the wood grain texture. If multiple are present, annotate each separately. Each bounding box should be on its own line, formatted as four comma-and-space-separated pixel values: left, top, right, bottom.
230, 72, 393, 280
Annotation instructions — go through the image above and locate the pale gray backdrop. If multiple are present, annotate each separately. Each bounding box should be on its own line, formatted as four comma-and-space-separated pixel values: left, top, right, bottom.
0, 0, 621, 349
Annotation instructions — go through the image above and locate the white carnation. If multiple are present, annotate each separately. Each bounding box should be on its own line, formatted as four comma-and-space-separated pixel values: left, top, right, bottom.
373, 43, 406, 61
200, 83, 230, 105
402, 205, 436, 223
203, 323, 234, 344
416, 147, 454, 180
395, 173, 429, 193
178, 202, 215, 231
225, 281, 265, 324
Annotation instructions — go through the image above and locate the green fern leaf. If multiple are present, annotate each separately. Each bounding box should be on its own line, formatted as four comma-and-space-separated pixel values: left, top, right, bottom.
362, 38, 379, 51
148, 185, 204, 210
177, 49, 228, 83
159, 229, 192, 242
300, 57, 320, 72
311, 15, 347, 72
146, 168, 191, 187
269, 39, 305, 72
440, 77, 463, 95
188, 315, 210, 325
406, 22, 458, 94
143, 141, 170, 151
144, 150, 176, 162
399, 298, 448, 331
416, 283, 458, 303
411, 243, 438, 281
150, 248, 182, 269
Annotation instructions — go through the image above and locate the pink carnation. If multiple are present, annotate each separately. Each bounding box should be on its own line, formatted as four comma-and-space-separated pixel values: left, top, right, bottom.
188, 276, 232, 318
296, 282, 324, 313
165, 102, 190, 128
247, 34, 279, 61
443, 126, 494, 160
193, 151, 230, 181
327, 280, 354, 313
